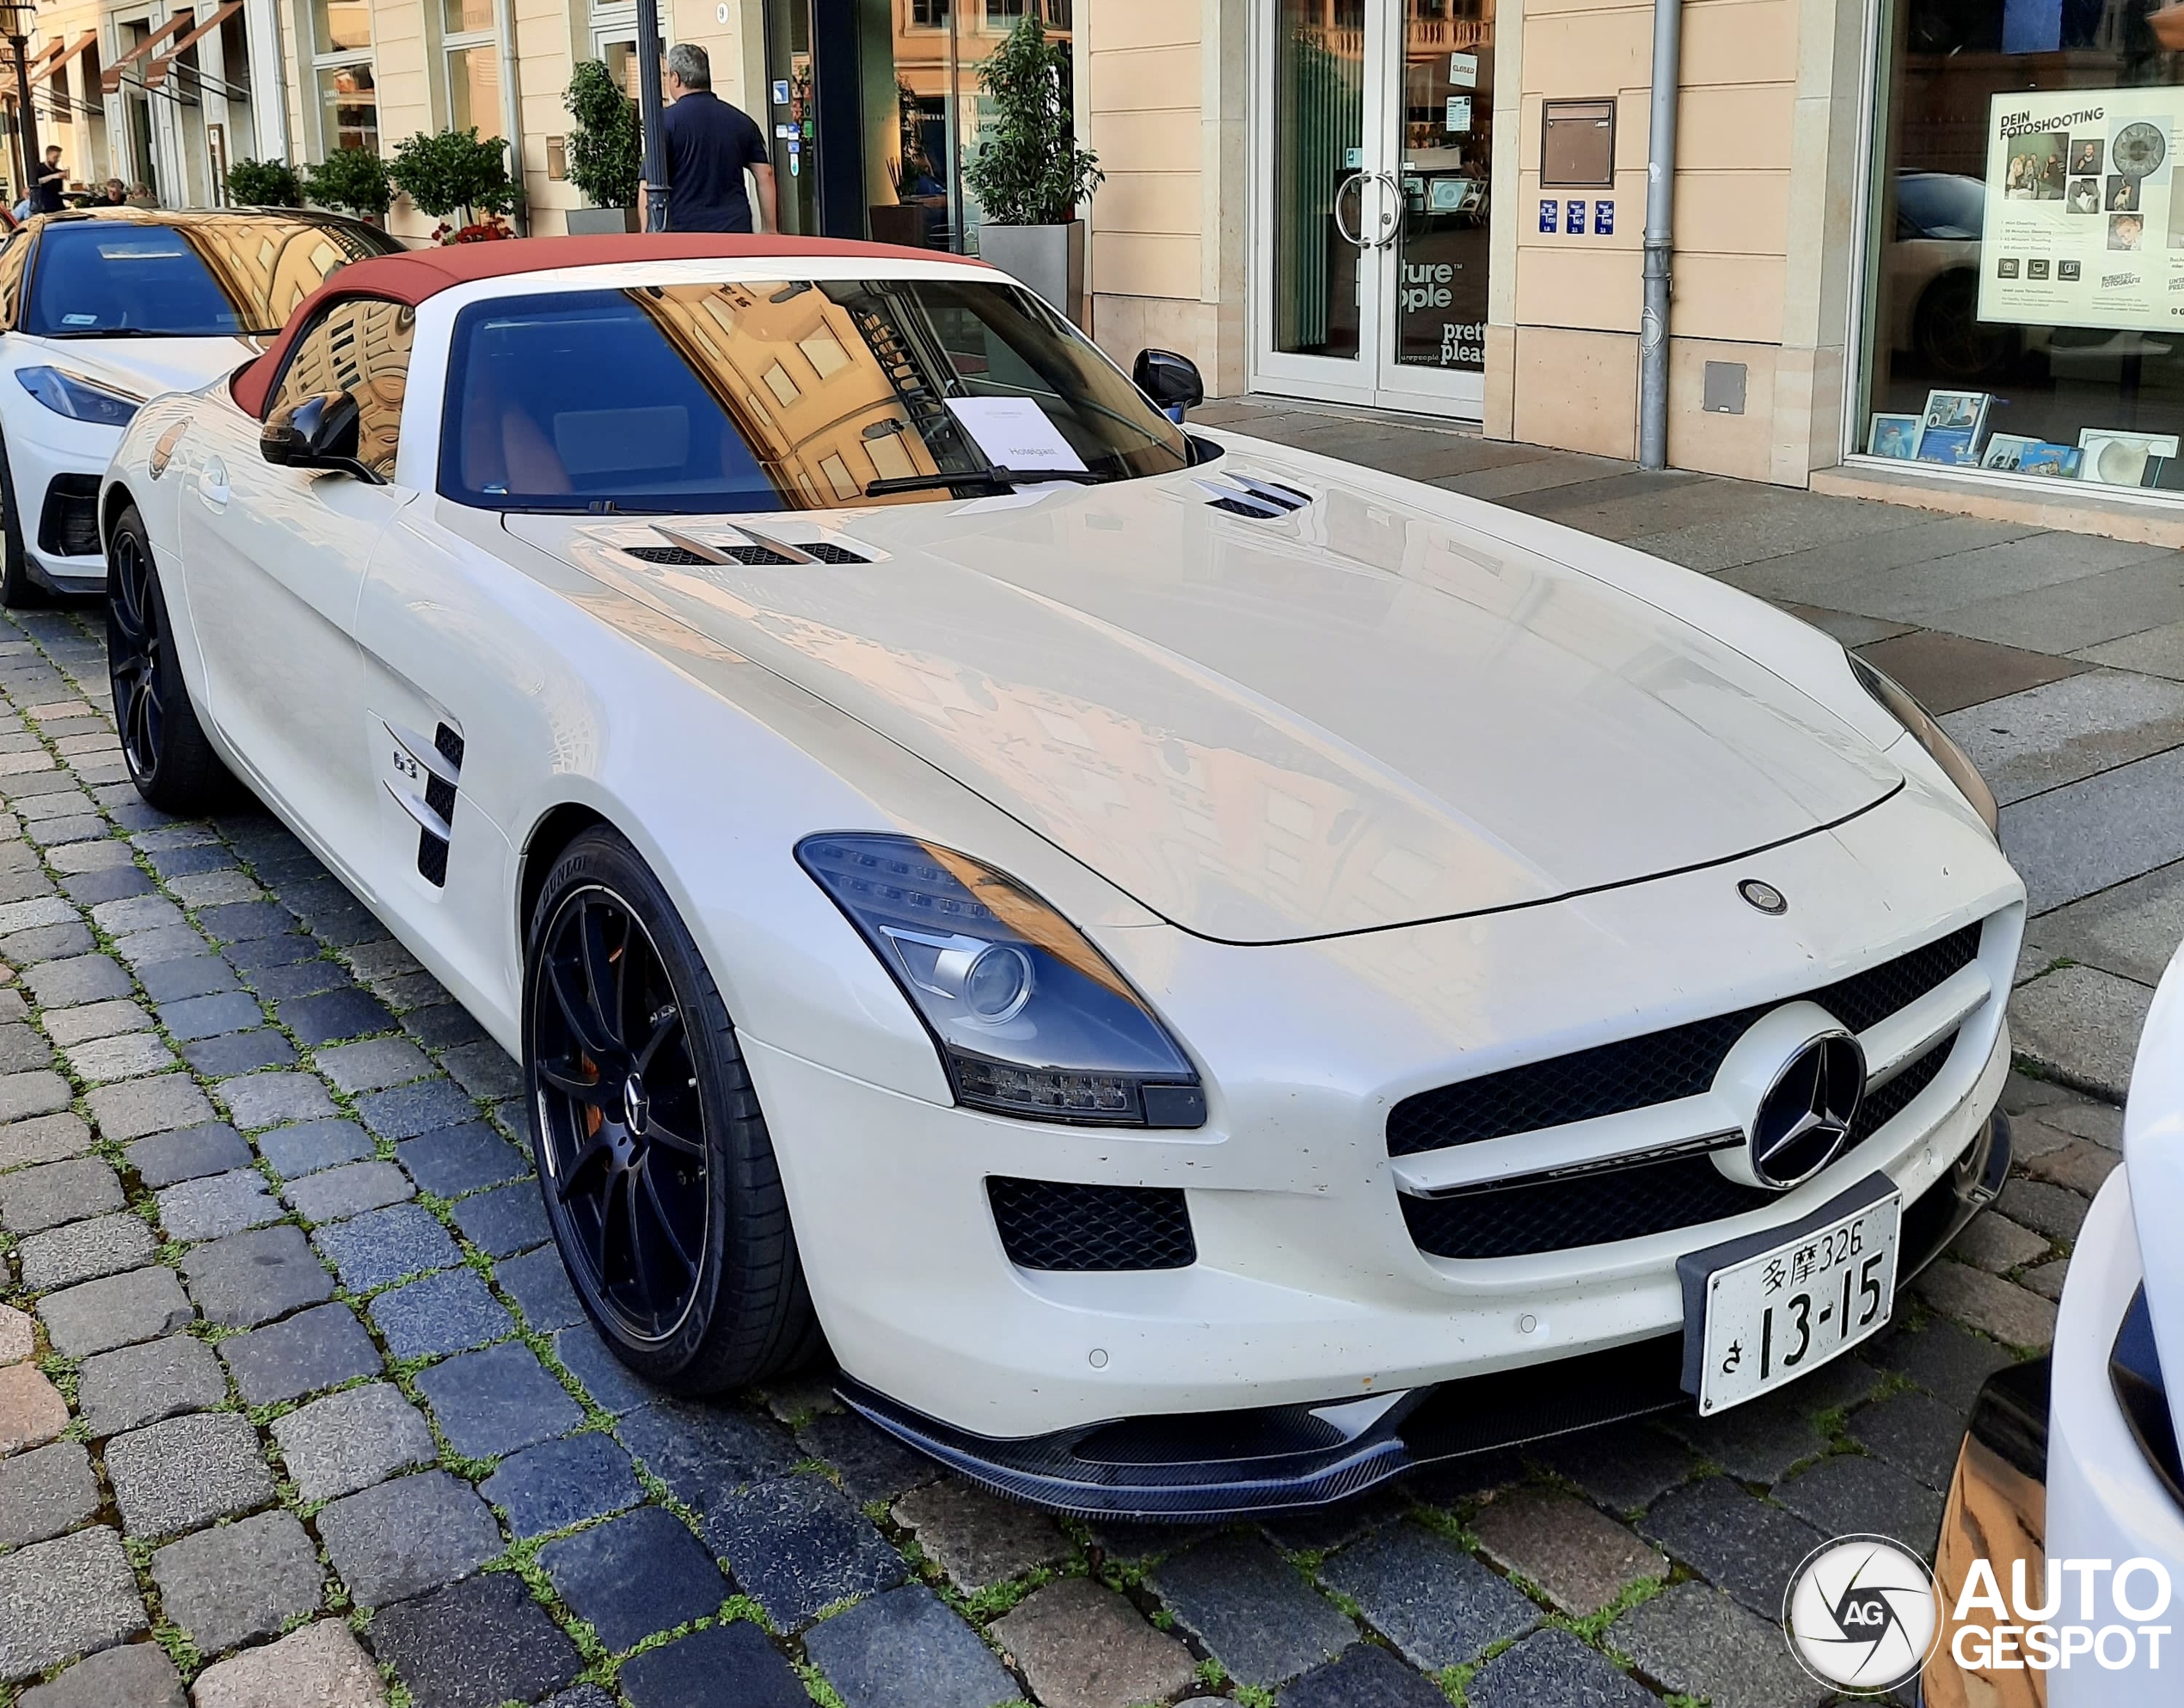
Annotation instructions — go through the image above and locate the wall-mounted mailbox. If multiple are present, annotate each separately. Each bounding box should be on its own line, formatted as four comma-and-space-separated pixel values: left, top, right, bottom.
1703, 361, 1749, 415
1542, 99, 1617, 188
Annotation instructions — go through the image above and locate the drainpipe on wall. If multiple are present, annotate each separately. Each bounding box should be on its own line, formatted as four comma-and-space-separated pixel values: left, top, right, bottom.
493, 0, 526, 234
1638, 0, 1683, 470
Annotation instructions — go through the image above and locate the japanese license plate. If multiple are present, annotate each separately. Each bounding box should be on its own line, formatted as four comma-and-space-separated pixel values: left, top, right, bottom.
1684, 1183, 1901, 1416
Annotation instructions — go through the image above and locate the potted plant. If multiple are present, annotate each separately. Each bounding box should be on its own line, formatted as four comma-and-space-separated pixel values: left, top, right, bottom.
301, 146, 394, 224
962, 14, 1101, 323
389, 127, 519, 243
226, 157, 304, 209
563, 59, 641, 235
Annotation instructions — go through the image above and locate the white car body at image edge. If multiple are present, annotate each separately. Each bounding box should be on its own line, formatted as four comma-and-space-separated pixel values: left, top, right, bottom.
98, 239, 2024, 1515
2038, 941, 2184, 1705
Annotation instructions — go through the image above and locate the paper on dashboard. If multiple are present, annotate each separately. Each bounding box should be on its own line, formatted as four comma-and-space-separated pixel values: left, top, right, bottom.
943, 396, 1089, 471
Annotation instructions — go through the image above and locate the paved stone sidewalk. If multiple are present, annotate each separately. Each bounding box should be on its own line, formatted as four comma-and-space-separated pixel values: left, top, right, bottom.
0, 421, 2125, 1708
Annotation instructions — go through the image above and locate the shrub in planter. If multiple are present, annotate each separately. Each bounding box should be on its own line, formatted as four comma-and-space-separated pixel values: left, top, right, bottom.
226, 157, 304, 208
962, 15, 1101, 321
302, 147, 393, 222
564, 59, 640, 214
962, 15, 1101, 228
389, 128, 519, 238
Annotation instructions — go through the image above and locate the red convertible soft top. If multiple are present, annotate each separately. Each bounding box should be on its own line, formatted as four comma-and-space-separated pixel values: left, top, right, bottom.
231, 233, 983, 417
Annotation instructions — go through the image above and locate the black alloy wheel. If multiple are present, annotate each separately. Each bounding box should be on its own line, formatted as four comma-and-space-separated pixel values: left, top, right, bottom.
526, 828, 819, 1391
104, 505, 231, 813
108, 527, 165, 780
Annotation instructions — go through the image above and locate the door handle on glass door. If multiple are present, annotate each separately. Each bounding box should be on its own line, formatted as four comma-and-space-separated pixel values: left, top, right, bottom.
199, 457, 230, 508
1334, 172, 1367, 248
1372, 172, 1405, 249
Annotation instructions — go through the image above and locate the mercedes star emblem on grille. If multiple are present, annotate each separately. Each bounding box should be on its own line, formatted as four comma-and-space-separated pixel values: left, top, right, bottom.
1739, 878, 1788, 914
1749, 1032, 1864, 1188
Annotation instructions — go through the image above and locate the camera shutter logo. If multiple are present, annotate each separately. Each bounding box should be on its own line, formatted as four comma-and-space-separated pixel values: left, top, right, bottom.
1783, 1534, 1942, 1691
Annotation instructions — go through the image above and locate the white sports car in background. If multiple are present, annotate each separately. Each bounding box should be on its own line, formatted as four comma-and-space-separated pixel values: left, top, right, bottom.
100, 235, 2024, 1516
0, 206, 397, 604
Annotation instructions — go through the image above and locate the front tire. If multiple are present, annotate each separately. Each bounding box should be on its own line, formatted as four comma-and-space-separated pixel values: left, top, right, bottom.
525, 827, 821, 1392
107, 506, 234, 813
0, 430, 46, 608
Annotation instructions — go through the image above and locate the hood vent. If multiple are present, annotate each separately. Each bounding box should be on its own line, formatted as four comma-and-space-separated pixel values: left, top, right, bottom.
617, 527, 874, 568
1198, 473, 1316, 519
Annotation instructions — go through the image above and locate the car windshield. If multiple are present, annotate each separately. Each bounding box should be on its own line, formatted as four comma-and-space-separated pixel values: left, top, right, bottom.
22, 218, 396, 339
440, 279, 1193, 512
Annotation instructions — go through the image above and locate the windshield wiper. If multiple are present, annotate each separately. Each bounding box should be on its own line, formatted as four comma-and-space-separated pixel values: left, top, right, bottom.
42, 328, 197, 339
865, 468, 1106, 497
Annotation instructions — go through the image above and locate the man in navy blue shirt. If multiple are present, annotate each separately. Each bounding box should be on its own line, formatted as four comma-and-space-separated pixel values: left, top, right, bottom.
657, 44, 776, 235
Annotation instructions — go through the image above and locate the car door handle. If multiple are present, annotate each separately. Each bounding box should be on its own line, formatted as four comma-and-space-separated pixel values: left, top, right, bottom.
199, 456, 230, 509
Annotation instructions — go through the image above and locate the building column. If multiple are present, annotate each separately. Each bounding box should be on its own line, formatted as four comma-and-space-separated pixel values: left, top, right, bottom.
248, 0, 290, 161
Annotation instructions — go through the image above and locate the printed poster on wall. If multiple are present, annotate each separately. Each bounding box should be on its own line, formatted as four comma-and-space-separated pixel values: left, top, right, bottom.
1978, 88, 2184, 334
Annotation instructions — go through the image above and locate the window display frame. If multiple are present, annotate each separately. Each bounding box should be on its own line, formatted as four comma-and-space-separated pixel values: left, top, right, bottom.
1840, 0, 2184, 510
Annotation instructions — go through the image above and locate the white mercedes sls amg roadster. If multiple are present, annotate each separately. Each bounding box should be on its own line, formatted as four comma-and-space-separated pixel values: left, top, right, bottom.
99, 235, 2026, 1517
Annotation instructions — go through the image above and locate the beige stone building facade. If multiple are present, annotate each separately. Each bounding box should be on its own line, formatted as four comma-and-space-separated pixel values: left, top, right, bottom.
9, 0, 2184, 514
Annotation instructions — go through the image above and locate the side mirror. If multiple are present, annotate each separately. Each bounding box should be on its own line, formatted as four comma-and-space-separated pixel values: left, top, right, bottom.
1132, 347, 1204, 423
261, 390, 382, 482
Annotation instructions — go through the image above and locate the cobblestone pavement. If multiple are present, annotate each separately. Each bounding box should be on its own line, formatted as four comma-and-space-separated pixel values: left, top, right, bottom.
0, 409, 2136, 1708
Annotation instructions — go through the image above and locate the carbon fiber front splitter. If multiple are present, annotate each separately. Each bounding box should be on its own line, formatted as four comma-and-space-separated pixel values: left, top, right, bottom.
841, 1110, 2011, 1521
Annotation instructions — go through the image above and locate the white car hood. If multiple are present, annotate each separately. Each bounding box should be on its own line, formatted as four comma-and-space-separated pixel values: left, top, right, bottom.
506, 467, 1901, 944
11, 333, 255, 402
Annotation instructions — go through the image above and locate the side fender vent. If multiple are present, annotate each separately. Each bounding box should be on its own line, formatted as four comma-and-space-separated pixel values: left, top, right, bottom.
414, 721, 464, 888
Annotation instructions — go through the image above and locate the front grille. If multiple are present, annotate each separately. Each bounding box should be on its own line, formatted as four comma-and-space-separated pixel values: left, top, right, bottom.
37, 476, 100, 557
1402, 1030, 1961, 1260
1848, 1028, 1958, 1146
987, 1177, 1195, 1272
1388, 923, 1982, 1157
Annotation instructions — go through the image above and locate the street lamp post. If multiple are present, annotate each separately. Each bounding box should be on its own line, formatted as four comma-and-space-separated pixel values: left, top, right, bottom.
0, 3, 37, 211
634, 0, 666, 231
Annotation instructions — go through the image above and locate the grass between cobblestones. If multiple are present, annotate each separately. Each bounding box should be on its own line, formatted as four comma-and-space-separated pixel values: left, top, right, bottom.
0, 602, 2108, 1708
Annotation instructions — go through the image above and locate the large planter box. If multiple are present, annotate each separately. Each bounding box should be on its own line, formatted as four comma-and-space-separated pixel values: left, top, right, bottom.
564, 206, 640, 235
977, 221, 1086, 326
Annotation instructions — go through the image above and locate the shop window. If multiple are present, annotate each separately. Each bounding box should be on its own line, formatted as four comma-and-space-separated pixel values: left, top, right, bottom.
317, 63, 378, 154
445, 0, 500, 138
447, 46, 501, 138
1857, 0, 2184, 492
314, 0, 373, 54
312, 0, 377, 156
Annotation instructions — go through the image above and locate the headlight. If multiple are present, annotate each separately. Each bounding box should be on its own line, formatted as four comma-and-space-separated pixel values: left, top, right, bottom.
1850, 653, 1999, 836
15, 366, 143, 427
798, 833, 1206, 1128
